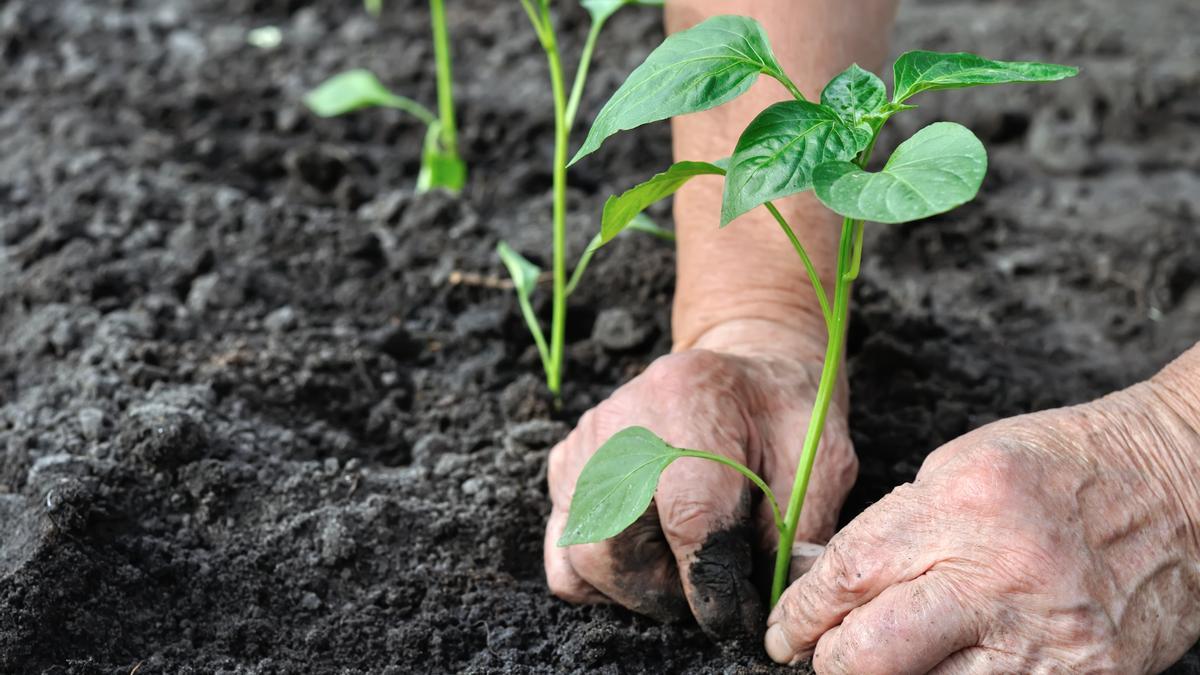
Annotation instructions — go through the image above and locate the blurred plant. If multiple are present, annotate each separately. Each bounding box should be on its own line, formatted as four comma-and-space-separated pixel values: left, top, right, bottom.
498, 0, 670, 402
560, 15, 1077, 606
305, 0, 465, 193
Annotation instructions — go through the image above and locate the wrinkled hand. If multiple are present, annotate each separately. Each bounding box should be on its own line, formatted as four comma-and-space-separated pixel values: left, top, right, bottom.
767, 383, 1200, 673
545, 320, 858, 638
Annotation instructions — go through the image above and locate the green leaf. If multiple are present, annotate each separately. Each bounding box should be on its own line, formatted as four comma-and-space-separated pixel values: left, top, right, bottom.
721, 101, 869, 225
820, 63, 887, 130
596, 161, 724, 249
416, 122, 466, 193
813, 121, 987, 224
558, 427, 685, 547
497, 242, 551, 375
364, 0, 382, 17
497, 242, 541, 298
305, 70, 437, 125
571, 15, 791, 164
417, 149, 466, 193
581, 0, 663, 24
892, 51, 1079, 103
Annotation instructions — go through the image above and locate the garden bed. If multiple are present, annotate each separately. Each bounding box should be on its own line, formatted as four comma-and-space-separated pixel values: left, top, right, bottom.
1, 0, 1198, 672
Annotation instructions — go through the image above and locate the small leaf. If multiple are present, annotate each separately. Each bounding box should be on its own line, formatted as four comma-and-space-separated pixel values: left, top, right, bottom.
813, 121, 987, 224
597, 161, 724, 248
820, 63, 886, 130
581, 0, 662, 24
892, 51, 1078, 103
571, 15, 789, 164
558, 427, 685, 547
364, 0, 382, 17
497, 241, 551, 373
721, 101, 869, 225
417, 150, 467, 193
304, 70, 436, 125
496, 242, 541, 298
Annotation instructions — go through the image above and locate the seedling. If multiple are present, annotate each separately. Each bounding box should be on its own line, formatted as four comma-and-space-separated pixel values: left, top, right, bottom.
497, 0, 672, 401
304, 0, 466, 193
561, 15, 1076, 607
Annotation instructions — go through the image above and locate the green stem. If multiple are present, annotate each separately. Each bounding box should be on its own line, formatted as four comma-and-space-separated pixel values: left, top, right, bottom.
429, 0, 457, 156
518, 0, 548, 43
765, 201, 832, 334
565, 239, 596, 298
541, 14, 570, 399
771, 68, 806, 102
518, 288, 554, 379
678, 450, 784, 534
382, 97, 438, 127
768, 127, 883, 605
844, 221, 865, 281
565, 19, 605, 131
567, 217, 674, 298
770, 215, 857, 606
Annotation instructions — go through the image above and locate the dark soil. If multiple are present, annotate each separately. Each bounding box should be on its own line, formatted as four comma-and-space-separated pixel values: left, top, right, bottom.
1, 0, 1198, 672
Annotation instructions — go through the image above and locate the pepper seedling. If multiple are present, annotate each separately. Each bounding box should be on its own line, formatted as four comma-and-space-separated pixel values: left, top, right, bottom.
497, 0, 673, 402
560, 15, 1077, 607
305, 0, 466, 193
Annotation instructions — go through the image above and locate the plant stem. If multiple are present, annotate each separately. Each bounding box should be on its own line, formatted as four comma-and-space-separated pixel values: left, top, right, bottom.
844, 221, 865, 281
429, 0, 457, 156
768, 135, 881, 606
771, 69, 806, 102
765, 201, 831, 334
540, 12, 570, 399
565, 238, 597, 298
769, 215, 857, 606
518, 0, 547, 43
565, 19, 605, 131
678, 450, 784, 533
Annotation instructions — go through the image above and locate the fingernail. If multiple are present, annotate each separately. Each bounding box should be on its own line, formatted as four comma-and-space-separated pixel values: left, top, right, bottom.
764, 623, 793, 664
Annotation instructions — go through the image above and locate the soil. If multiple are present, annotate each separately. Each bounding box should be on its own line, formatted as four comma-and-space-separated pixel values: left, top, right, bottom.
1, 0, 1198, 672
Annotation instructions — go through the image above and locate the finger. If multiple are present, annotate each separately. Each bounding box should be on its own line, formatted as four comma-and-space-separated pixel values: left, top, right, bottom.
657, 453, 763, 638
927, 647, 1019, 675
544, 506, 608, 604
803, 572, 983, 674
789, 541, 825, 583
566, 505, 691, 622
766, 486, 937, 656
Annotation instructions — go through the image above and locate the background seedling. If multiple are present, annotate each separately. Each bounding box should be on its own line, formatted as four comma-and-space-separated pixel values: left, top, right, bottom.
305, 0, 465, 193
562, 15, 1076, 607
497, 0, 669, 402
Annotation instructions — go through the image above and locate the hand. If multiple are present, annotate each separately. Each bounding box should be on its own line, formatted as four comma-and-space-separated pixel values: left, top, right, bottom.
766, 381, 1200, 673
544, 318, 858, 638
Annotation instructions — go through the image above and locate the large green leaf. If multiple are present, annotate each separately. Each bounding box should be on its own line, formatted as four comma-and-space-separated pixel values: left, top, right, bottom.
304, 69, 436, 125
820, 63, 887, 130
581, 0, 663, 24
813, 121, 987, 224
892, 51, 1079, 103
558, 427, 685, 547
571, 15, 790, 164
721, 101, 869, 225
596, 161, 725, 248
